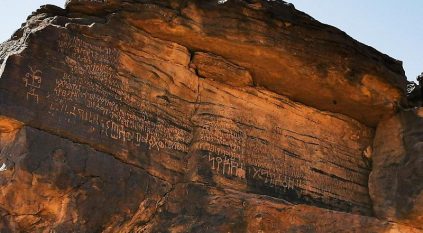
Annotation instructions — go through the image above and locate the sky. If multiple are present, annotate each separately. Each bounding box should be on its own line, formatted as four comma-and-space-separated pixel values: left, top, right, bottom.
287, 0, 423, 81
0, 0, 421, 81
0, 0, 65, 39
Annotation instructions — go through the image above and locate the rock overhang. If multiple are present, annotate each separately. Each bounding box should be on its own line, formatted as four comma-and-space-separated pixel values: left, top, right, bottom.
65, 0, 407, 127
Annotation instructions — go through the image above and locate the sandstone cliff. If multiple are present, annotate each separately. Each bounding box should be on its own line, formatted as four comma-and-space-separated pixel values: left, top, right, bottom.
0, 0, 421, 232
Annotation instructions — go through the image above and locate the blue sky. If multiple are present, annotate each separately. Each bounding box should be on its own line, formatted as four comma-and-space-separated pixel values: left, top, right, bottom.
288, 0, 422, 81
0, 0, 421, 81
0, 0, 64, 39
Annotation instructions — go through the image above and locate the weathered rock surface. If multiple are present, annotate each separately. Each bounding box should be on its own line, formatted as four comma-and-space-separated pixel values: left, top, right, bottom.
0, 0, 420, 232
0, 124, 420, 232
112, 0, 406, 127
370, 109, 423, 229
0, 125, 171, 232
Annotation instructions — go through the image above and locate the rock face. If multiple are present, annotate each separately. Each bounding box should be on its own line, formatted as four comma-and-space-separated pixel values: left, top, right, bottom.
370, 109, 423, 229
0, 0, 420, 232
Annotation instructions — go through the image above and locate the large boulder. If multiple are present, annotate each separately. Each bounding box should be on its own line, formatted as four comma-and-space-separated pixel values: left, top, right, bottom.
104, 0, 406, 127
0, 1, 419, 232
0, 125, 171, 232
370, 108, 423, 229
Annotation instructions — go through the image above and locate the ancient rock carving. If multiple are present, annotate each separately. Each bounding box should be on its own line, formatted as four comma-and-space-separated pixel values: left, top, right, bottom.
0, 1, 421, 232
22, 66, 42, 103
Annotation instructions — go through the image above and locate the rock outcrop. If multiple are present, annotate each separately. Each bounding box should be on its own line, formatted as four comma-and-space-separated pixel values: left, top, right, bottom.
0, 0, 420, 232
370, 109, 423, 229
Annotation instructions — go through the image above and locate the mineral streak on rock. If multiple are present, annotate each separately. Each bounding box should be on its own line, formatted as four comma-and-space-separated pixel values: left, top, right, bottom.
0, 0, 421, 232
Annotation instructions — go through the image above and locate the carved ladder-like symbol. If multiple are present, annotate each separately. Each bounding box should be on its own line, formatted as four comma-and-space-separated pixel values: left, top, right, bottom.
23, 66, 42, 103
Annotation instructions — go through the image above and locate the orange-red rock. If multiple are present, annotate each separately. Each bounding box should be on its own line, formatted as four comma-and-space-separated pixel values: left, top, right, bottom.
115, 0, 406, 126
370, 109, 423, 229
0, 1, 420, 232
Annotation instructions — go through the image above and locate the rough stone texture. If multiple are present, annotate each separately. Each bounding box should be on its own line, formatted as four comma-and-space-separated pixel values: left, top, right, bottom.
0, 127, 419, 232
0, 0, 420, 232
190, 52, 254, 87
370, 108, 423, 229
0, 126, 171, 232
0, 126, 419, 232
139, 183, 421, 233
115, 0, 406, 127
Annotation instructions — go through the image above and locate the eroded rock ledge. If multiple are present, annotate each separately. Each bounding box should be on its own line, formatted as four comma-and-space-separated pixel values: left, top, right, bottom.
0, 1, 421, 232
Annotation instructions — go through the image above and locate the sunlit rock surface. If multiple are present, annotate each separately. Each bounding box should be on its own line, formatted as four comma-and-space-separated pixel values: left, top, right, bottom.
370, 109, 423, 229
0, 0, 420, 232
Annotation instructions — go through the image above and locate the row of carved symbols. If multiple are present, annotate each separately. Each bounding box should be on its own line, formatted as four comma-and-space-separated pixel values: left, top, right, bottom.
208, 154, 246, 179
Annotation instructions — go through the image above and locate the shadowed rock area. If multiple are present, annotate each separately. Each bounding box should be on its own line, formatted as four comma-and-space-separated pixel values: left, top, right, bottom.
0, 0, 421, 232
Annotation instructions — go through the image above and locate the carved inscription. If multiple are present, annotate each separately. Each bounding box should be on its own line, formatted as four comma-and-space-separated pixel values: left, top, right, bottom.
195, 120, 305, 193
192, 100, 372, 212
47, 32, 190, 153
23, 66, 42, 103
208, 153, 246, 179
21, 30, 371, 213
